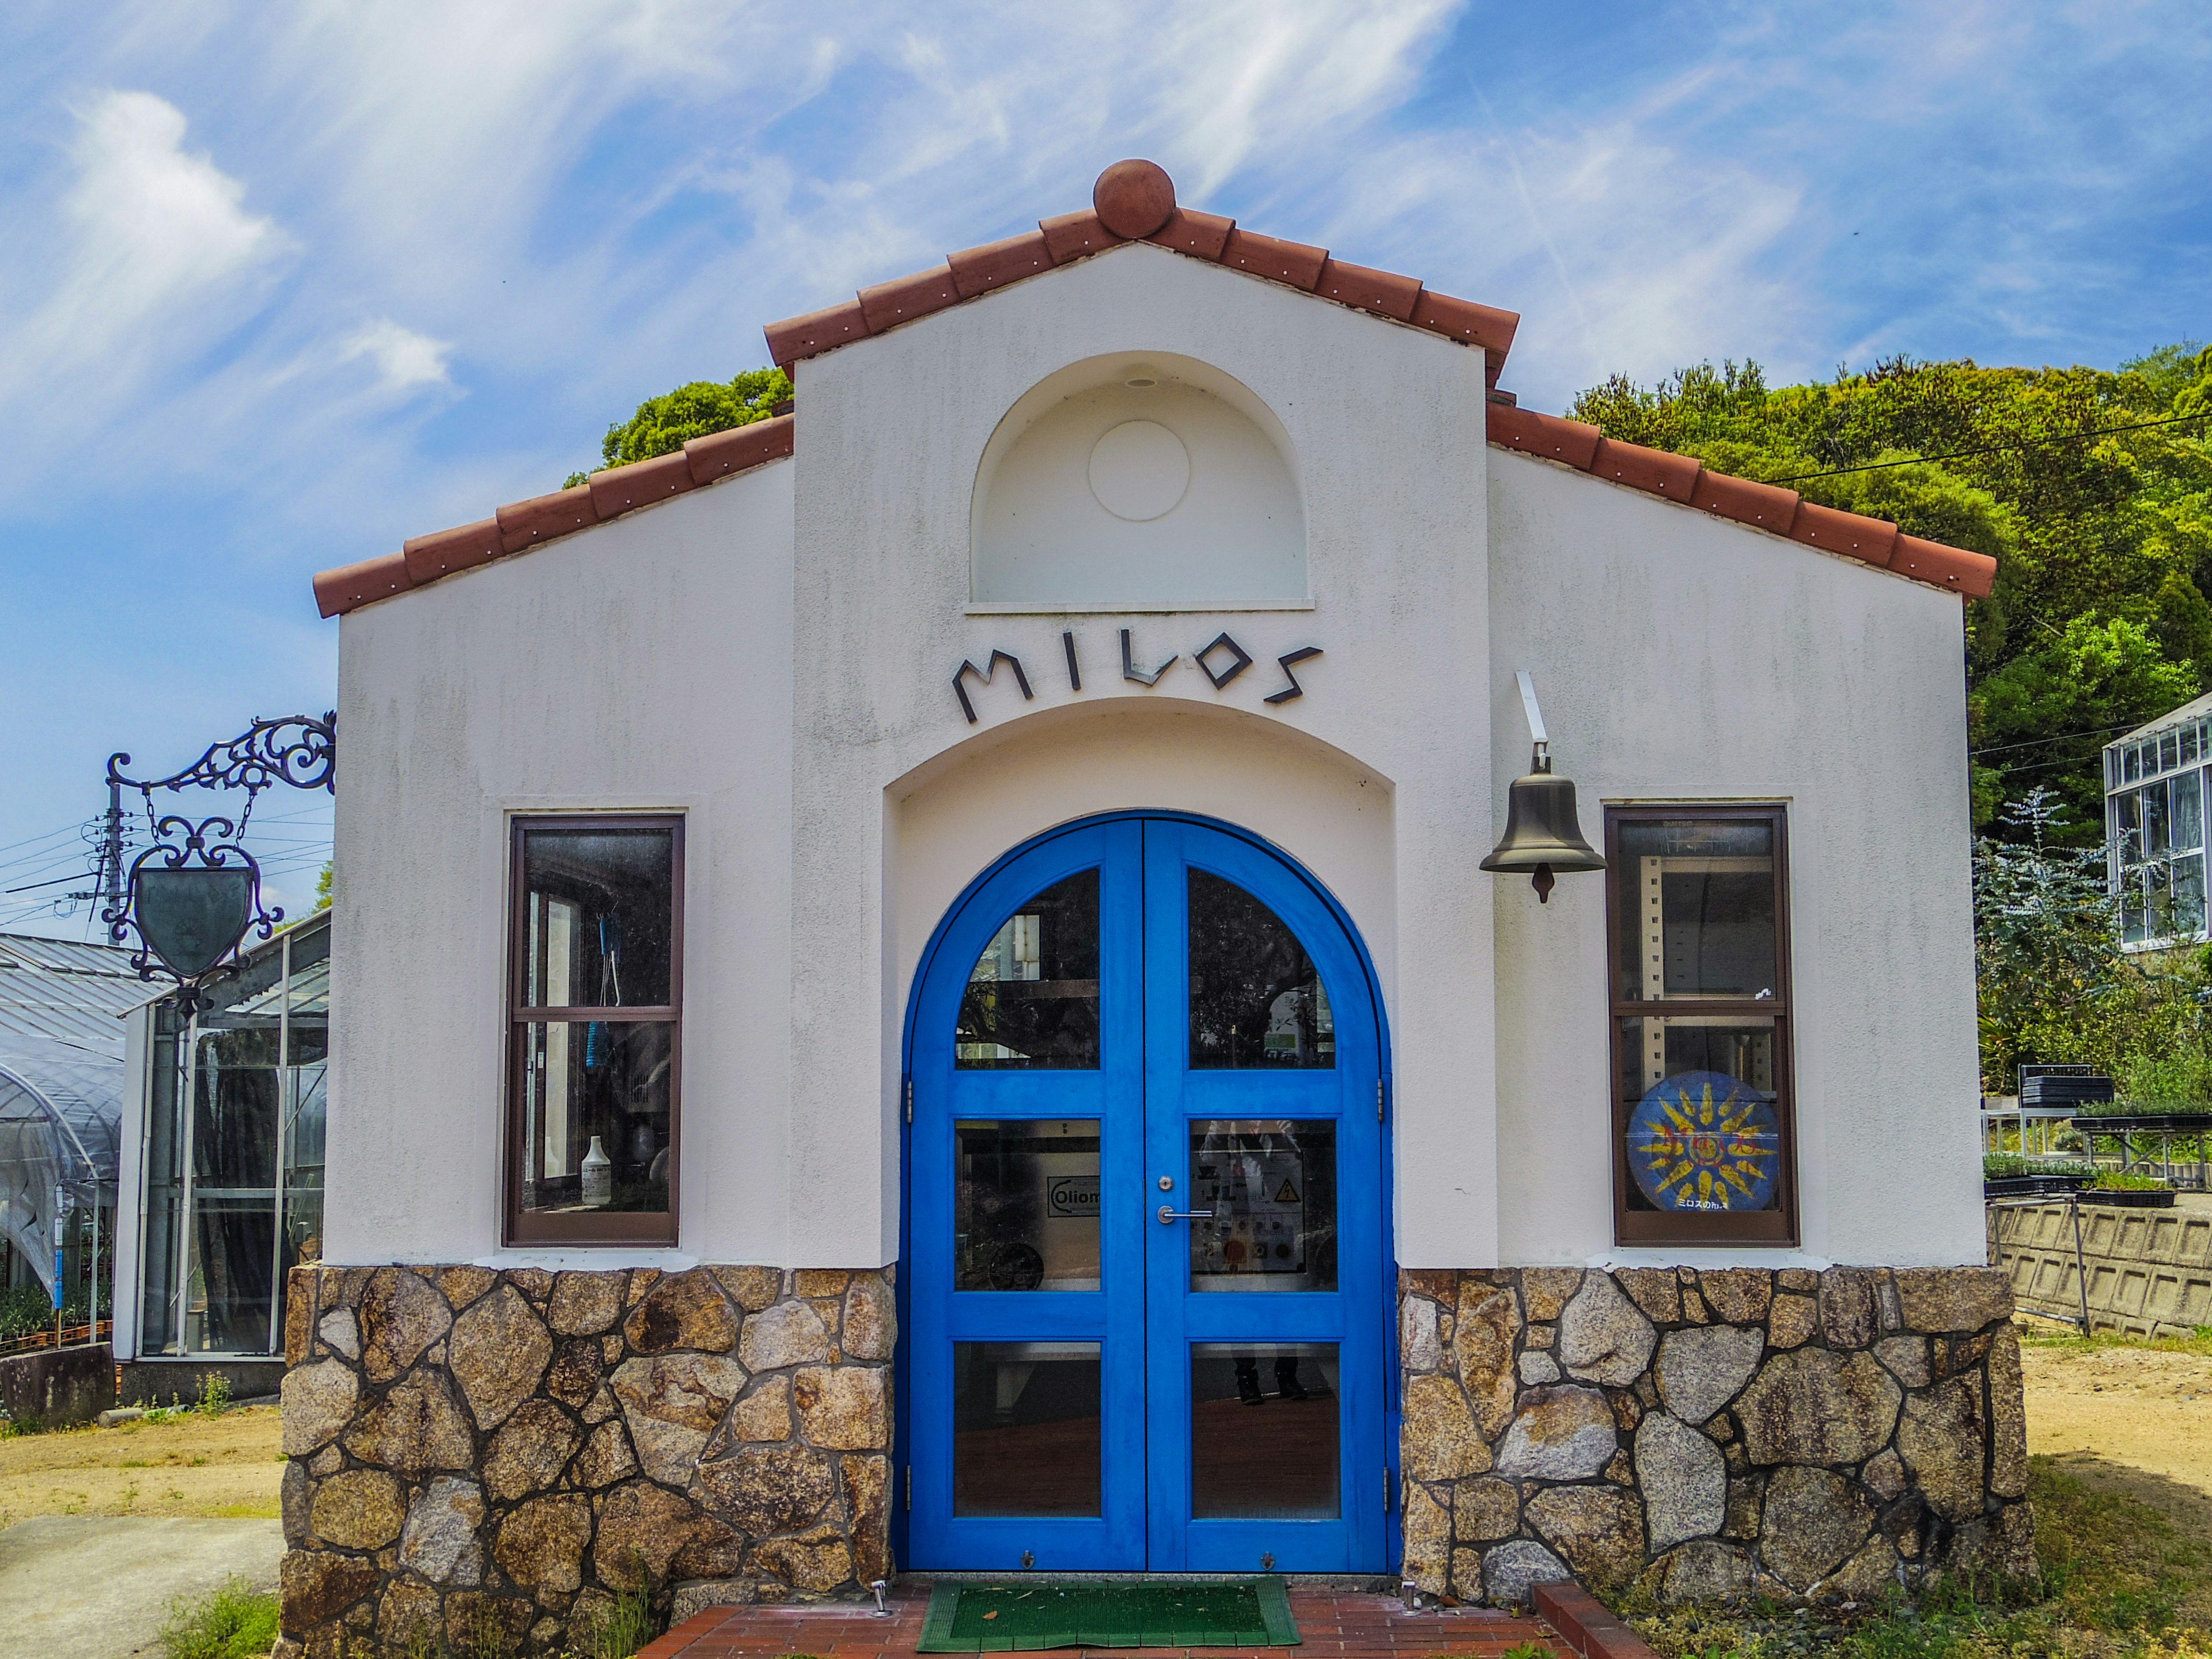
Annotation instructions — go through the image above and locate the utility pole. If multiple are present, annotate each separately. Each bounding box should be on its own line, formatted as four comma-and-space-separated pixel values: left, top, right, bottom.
99, 781, 125, 919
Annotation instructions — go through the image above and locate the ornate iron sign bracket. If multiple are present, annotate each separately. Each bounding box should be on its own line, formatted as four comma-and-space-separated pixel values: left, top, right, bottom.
101, 713, 336, 1006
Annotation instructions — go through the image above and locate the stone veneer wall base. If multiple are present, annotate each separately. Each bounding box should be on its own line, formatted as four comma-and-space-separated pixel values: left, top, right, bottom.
277, 1265, 892, 1658
1399, 1266, 2033, 1608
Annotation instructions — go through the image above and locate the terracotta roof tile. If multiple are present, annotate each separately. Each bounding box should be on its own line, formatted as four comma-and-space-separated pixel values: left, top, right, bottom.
1891, 532, 1998, 593
589, 450, 695, 518
763, 301, 869, 371
684, 412, 794, 483
1037, 209, 1124, 264
1484, 400, 1996, 600
402, 517, 503, 585
1145, 208, 1235, 260
1590, 437, 1702, 502
314, 164, 1997, 617
1688, 469, 1801, 533
314, 552, 413, 618
857, 264, 960, 334
949, 232, 1053, 300
1790, 500, 1897, 567
1316, 257, 1422, 322
497, 484, 599, 555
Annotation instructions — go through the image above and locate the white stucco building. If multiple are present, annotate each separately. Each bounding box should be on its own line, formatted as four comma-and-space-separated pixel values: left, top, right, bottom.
283, 163, 2025, 1634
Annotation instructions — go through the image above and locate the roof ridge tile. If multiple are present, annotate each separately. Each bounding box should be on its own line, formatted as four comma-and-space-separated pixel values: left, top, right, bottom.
949, 231, 1053, 300
1144, 207, 1235, 260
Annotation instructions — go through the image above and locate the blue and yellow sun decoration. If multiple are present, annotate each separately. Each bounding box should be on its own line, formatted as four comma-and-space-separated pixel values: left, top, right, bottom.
1626, 1070, 1780, 1211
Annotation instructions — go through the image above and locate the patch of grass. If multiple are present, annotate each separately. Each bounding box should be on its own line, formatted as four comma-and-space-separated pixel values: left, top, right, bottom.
156, 1575, 279, 1659
571, 1580, 659, 1659
1625, 1459, 2211, 1659
2024, 1325, 2212, 1359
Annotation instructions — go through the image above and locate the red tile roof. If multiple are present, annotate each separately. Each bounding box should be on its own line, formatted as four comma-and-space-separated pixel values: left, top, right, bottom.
311, 160, 1995, 617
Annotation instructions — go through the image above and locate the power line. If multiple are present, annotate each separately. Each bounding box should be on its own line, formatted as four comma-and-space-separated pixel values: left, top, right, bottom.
1969, 718, 2150, 759
1774, 408, 2212, 484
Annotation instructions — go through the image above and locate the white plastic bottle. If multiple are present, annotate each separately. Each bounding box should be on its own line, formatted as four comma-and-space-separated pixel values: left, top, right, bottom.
581, 1136, 613, 1208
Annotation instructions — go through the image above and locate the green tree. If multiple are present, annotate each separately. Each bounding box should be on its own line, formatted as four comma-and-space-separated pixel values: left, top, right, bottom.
1570, 345, 2212, 838
315, 859, 332, 913
563, 367, 791, 488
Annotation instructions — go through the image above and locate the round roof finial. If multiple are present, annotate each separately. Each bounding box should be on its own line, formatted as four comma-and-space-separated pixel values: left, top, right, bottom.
1093, 160, 1176, 239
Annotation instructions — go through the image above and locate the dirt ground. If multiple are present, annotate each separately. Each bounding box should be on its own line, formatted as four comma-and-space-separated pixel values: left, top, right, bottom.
0, 1403, 283, 1530
2020, 1334, 2212, 1546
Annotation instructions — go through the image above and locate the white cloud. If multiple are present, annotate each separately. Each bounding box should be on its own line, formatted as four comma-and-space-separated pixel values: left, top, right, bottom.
0, 89, 292, 457
339, 318, 453, 393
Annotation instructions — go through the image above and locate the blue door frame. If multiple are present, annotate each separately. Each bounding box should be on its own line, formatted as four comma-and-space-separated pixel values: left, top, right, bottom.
896, 812, 1397, 1573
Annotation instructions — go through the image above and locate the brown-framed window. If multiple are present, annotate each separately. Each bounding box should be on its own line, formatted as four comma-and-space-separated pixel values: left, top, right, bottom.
1605, 804, 1797, 1246
505, 815, 683, 1246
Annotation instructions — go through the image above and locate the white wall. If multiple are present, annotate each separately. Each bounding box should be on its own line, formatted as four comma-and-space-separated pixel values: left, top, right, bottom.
324, 461, 797, 1267
1487, 450, 1986, 1268
790, 243, 1495, 1269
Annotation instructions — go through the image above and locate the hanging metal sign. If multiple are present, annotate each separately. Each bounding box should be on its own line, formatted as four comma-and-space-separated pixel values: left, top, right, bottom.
102, 713, 336, 1006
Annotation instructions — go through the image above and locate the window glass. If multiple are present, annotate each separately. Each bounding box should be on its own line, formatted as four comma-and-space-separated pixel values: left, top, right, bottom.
520, 827, 676, 1008
1188, 872, 1335, 1068
2115, 789, 2143, 862
2146, 781, 2172, 857
1188, 1120, 1336, 1292
2186, 726, 2200, 767
1617, 1017, 1784, 1215
1613, 820, 1778, 1002
1190, 1343, 1339, 1518
2122, 876, 2149, 944
956, 872, 1100, 1069
2171, 855, 2207, 940
953, 1342, 1101, 1516
2176, 772, 2205, 853
955, 1120, 1100, 1291
516, 1020, 673, 1217
2162, 732, 2181, 772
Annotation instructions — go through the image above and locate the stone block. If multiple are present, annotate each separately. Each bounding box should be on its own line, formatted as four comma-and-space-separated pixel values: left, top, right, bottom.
282, 1551, 381, 1630
1494, 1385, 1616, 1480
1402, 1373, 1491, 1481
1696, 1270, 1772, 1324
1518, 1351, 1560, 1384
399, 1475, 485, 1586
1616, 1268, 1681, 1324
1453, 1475, 1521, 1542
1453, 1283, 1520, 1436
548, 1272, 626, 1336
733, 1376, 793, 1442
623, 1269, 739, 1354
573, 1419, 639, 1488
1400, 1479, 1450, 1593
1759, 1465, 1872, 1590
343, 1371, 476, 1474
714, 1266, 787, 1312
438, 1266, 497, 1310
492, 1494, 594, 1598
309, 1468, 406, 1550
547, 1338, 605, 1408
483, 1398, 582, 1501
793, 1366, 888, 1451
1401, 1294, 1442, 1372
1873, 1336, 1930, 1388
1895, 1268, 2011, 1333
374, 1581, 442, 1650
1767, 1296, 1818, 1350
610, 1351, 748, 1484
1655, 1325, 1764, 1425
1734, 1350, 1900, 1467
1526, 1483, 1646, 1591
282, 1361, 358, 1457
1521, 1269, 1583, 1321
672, 1580, 759, 1623
316, 1310, 359, 1362
842, 1275, 896, 1360
1558, 1274, 1657, 1386
1635, 1413, 1725, 1551
1819, 1269, 1878, 1349
597, 1479, 745, 1588
1482, 1539, 1571, 1608
1988, 1325, 2029, 1499
450, 1284, 554, 1429
740, 1299, 830, 1371
1897, 1375, 1987, 1522
698, 1442, 838, 1533
357, 1268, 451, 1382
1643, 1540, 1755, 1605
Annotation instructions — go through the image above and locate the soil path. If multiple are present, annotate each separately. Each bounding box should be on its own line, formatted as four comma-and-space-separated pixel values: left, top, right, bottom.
0, 1403, 283, 1527
2022, 1337, 2212, 1541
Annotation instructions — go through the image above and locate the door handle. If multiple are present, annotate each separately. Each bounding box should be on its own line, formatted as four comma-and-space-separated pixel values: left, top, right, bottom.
1158, 1206, 1215, 1224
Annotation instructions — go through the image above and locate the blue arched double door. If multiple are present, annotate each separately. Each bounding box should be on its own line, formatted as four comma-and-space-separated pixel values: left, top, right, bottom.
905, 815, 1389, 1573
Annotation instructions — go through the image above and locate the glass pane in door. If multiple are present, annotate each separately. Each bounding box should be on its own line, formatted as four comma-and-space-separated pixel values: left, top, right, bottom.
955, 1342, 1104, 1516
1187, 872, 1334, 1067
1190, 1343, 1340, 1518
957, 872, 1101, 1067
956, 1120, 1101, 1290
1187, 1120, 1336, 1291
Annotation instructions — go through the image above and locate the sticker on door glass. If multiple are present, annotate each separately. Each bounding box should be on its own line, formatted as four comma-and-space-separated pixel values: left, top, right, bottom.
1188, 1120, 1336, 1290
1626, 1070, 1781, 1212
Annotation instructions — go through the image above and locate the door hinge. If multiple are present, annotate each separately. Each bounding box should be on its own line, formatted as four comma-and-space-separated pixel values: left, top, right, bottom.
904, 1465, 912, 1510
905, 1077, 914, 1125
1378, 1078, 1387, 1123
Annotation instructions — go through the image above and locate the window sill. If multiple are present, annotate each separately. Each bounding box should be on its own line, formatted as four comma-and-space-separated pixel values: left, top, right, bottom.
1595, 1247, 1831, 1270
472, 1248, 702, 1272
963, 598, 1315, 616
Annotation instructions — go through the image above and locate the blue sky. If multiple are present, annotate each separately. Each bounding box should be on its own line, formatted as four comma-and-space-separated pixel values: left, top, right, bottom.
3, 0, 2207, 938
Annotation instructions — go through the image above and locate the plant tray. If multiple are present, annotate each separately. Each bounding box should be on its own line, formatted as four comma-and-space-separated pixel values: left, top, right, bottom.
2068, 1114, 2212, 1133
2078, 1187, 2178, 1208
1984, 1176, 2092, 1199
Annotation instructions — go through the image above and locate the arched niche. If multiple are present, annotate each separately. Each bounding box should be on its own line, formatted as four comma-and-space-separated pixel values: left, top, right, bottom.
970, 353, 1306, 609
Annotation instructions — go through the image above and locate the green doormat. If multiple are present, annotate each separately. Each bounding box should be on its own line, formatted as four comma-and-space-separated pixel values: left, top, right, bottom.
918, 1578, 1300, 1651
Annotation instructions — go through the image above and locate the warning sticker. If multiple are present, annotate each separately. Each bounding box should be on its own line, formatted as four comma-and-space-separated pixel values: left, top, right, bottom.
1274, 1178, 1300, 1205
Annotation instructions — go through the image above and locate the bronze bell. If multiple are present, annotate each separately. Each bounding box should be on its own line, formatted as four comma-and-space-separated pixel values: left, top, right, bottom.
1481, 743, 1605, 903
